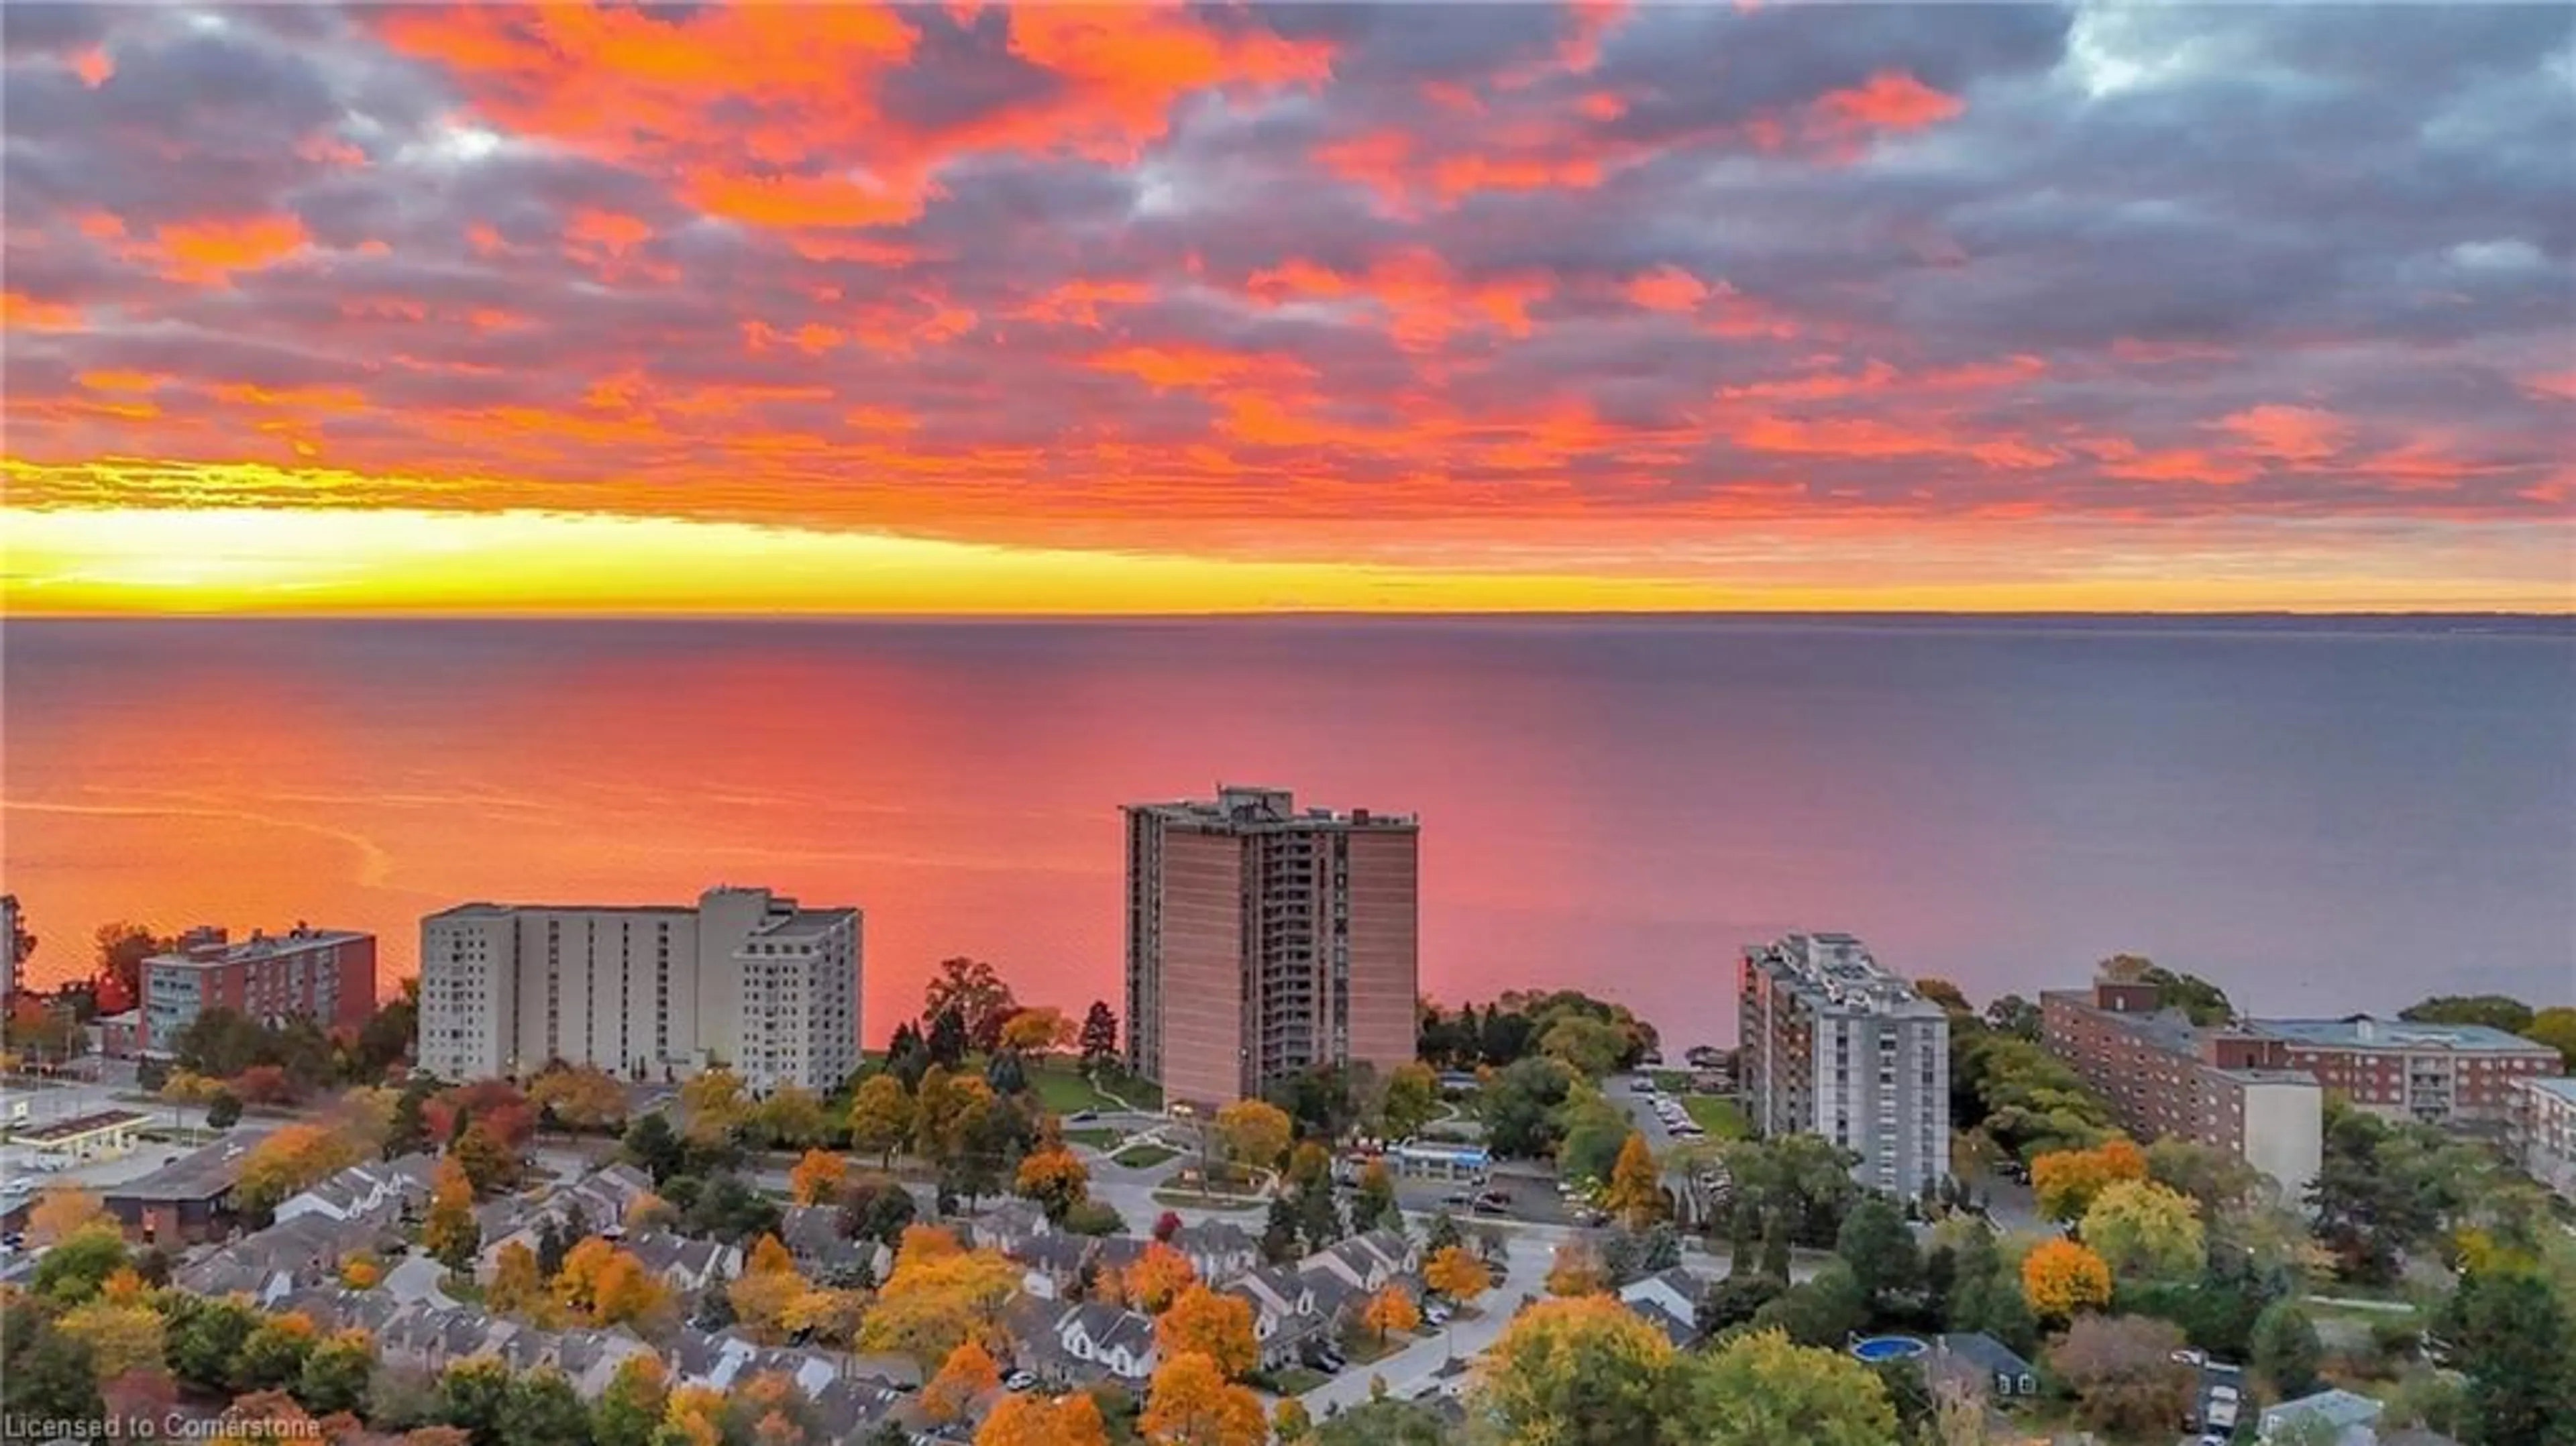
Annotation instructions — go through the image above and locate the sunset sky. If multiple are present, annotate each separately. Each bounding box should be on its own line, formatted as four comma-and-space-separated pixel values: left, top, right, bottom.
3, 2, 2571, 614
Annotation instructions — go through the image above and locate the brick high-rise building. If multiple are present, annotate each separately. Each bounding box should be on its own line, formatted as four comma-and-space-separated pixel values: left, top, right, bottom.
140, 924, 378, 1054
2244, 1016, 2561, 1129
1737, 933, 1951, 1195
1124, 785, 1419, 1108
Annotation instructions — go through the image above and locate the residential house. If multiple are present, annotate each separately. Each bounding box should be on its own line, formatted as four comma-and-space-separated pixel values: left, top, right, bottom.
1615, 1268, 1705, 1347
1169, 1220, 1259, 1283
1053, 1302, 1160, 1382
1008, 1233, 1096, 1300
969, 1200, 1051, 1256
2259, 1388, 2384, 1445
623, 1231, 741, 1294
775, 1205, 871, 1276
1225, 1267, 1327, 1371
1925, 1333, 2039, 1404
101, 1137, 256, 1245
274, 1154, 438, 1227
476, 1162, 657, 1272
175, 1210, 393, 1306
1297, 1227, 1421, 1324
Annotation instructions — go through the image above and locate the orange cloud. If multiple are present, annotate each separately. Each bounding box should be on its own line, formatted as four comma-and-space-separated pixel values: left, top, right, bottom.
566, 208, 653, 258
1002, 7, 1335, 160
4, 293, 84, 330
1624, 266, 1711, 314
149, 215, 310, 284
1248, 249, 1550, 351
1815, 71, 1964, 133
78, 371, 164, 394
71, 47, 113, 88
2216, 404, 2348, 461
1090, 344, 1314, 391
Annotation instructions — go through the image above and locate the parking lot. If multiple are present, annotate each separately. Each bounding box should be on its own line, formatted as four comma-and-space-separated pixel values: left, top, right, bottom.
1612, 1073, 1713, 1152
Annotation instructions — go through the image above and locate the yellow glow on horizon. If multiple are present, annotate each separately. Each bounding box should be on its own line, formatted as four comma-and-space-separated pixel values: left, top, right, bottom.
2, 506, 2570, 615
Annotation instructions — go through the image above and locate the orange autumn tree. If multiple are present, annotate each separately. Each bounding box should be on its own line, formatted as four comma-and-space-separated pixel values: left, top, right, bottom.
28, 1187, 106, 1245
555, 1237, 672, 1329
1361, 1284, 1421, 1344
922, 1338, 1002, 1423
786, 1149, 848, 1207
2021, 1237, 2114, 1320
1126, 1240, 1199, 1314
1603, 1132, 1666, 1228
2032, 1137, 2147, 1222
858, 1226, 1020, 1368
729, 1234, 811, 1344
1155, 1285, 1257, 1380
1013, 1146, 1089, 1223
486, 1241, 547, 1320
976, 1391, 1111, 1446
1140, 1351, 1266, 1446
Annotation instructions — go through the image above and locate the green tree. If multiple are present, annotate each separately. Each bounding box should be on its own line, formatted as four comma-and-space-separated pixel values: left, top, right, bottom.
2449, 1266, 2576, 1446
2400, 995, 2536, 1034
499, 1367, 593, 1446
1379, 1061, 1440, 1141
1352, 1159, 1401, 1232
205, 1089, 244, 1129
1752, 1261, 1868, 1348
439, 1356, 516, 1446
590, 1357, 667, 1446
1, 1296, 103, 1426
2526, 1007, 2576, 1071
165, 1294, 262, 1392
621, 1112, 686, 1183
1832, 1194, 1920, 1304
296, 1329, 376, 1415
2250, 1299, 2323, 1399
30, 1222, 127, 1304
1669, 1328, 1900, 1446
236, 1317, 317, 1391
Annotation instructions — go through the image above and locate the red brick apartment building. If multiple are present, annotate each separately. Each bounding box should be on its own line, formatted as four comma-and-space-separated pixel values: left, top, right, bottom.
1124, 785, 1419, 1109
140, 923, 377, 1052
2243, 1015, 2561, 1129
2041, 979, 2322, 1196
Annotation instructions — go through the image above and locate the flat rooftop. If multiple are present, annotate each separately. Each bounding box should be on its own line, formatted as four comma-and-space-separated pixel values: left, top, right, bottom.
16, 1109, 151, 1144
1129, 785, 1417, 831
148, 928, 367, 968
2251, 1016, 2555, 1053
1748, 933, 1943, 1017
751, 907, 859, 942
2522, 1076, 2576, 1105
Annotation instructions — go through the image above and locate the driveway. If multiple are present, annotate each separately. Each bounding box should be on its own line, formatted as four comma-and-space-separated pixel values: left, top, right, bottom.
383, 1254, 459, 1308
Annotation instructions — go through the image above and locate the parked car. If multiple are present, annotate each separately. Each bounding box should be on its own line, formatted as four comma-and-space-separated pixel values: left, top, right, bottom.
1002, 1371, 1037, 1392
1442, 1191, 1473, 1207
1485, 1260, 1508, 1285
1424, 1304, 1452, 1325
2205, 1385, 2241, 1431
1069, 1110, 1097, 1123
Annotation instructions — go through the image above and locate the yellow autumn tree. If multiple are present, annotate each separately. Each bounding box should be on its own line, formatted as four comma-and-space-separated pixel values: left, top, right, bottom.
28, 1187, 106, 1245
786, 1149, 848, 1207
847, 1074, 914, 1168
1362, 1284, 1421, 1344
858, 1227, 1020, 1368
1140, 1351, 1266, 1446
1013, 1146, 1089, 1223
421, 1156, 479, 1271
2021, 1237, 2113, 1320
1424, 1244, 1489, 1307
922, 1338, 1002, 1423
1604, 1131, 1666, 1228
1155, 1284, 1257, 1380
729, 1235, 812, 1344
1212, 1099, 1292, 1174
486, 1240, 547, 1321
338, 1252, 382, 1290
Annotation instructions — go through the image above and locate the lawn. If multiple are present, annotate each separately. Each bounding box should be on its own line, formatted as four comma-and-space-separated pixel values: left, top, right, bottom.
1029, 1062, 1164, 1115
1648, 1070, 1691, 1093
1150, 1188, 1263, 1213
1253, 1367, 1328, 1397
1682, 1095, 1752, 1139
1065, 1127, 1122, 1151
1113, 1144, 1179, 1169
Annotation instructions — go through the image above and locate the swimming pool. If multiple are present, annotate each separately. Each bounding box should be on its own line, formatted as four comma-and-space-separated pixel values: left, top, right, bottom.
1850, 1335, 1929, 1363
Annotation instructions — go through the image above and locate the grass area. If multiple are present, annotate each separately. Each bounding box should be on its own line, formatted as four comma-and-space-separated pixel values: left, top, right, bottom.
1343, 1333, 1405, 1365
1252, 1367, 1328, 1396
1151, 1188, 1263, 1213
1114, 1144, 1179, 1169
1028, 1062, 1164, 1115
1065, 1127, 1123, 1151
1649, 1070, 1690, 1093
1681, 1096, 1752, 1139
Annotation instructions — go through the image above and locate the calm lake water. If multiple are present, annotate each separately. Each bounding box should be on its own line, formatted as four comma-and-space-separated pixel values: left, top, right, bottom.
5, 617, 2571, 1050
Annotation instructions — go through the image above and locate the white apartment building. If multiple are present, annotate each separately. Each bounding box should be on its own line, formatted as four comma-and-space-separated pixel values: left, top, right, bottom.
417, 886, 861, 1093
1738, 932, 1951, 1195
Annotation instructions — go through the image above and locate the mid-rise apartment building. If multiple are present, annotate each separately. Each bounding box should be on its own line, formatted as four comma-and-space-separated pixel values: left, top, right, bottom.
140, 924, 378, 1054
1124, 785, 1419, 1109
417, 887, 861, 1093
2506, 1075, 2576, 1203
2244, 1016, 2561, 1129
2041, 979, 2321, 1197
1737, 933, 1951, 1195
1, 893, 19, 1002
